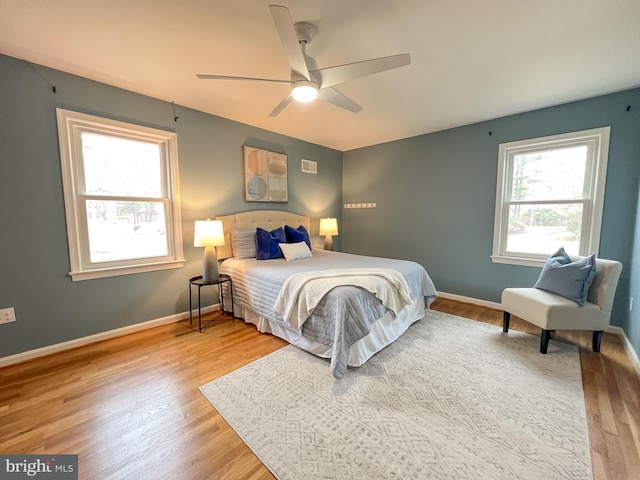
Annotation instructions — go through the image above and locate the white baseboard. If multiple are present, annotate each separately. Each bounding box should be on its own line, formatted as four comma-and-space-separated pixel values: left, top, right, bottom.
0, 304, 220, 368
607, 325, 640, 375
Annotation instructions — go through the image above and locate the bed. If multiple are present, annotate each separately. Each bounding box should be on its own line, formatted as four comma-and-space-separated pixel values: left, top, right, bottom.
216, 210, 438, 378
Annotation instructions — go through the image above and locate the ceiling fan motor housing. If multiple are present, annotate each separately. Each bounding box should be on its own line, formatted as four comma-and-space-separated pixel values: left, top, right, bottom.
294, 22, 317, 44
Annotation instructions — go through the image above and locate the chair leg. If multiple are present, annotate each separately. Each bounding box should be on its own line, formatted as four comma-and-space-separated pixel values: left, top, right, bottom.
503, 311, 510, 332
592, 331, 604, 352
540, 330, 551, 354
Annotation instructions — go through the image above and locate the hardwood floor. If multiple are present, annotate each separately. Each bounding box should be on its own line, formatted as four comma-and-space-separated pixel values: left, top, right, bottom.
1, 298, 639, 479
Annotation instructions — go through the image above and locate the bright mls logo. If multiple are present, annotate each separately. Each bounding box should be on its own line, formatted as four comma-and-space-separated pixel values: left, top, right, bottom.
1, 455, 78, 479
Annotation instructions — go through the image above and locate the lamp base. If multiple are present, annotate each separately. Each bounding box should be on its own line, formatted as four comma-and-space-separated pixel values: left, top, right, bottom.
324, 235, 334, 251
202, 246, 219, 282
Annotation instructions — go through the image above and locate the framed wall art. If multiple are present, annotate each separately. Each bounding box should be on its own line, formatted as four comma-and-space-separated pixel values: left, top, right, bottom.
243, 145, 288, 202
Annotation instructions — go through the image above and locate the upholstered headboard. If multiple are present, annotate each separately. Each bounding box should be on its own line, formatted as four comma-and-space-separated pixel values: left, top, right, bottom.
215, 210, 311, 259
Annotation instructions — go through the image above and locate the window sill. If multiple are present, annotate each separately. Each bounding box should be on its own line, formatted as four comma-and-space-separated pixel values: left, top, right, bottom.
70, 259, 185, 281
490, 255, 545, 268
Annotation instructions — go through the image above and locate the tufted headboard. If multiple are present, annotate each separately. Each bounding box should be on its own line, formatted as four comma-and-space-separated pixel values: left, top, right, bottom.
215, 210, 311, 259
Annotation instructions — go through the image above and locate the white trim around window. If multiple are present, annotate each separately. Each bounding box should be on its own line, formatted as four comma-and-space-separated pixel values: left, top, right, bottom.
491, 127, 610, 267
56, 108, 185, 280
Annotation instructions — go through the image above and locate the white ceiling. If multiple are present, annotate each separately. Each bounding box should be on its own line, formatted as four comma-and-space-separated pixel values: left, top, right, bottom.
1, 0, 639, 151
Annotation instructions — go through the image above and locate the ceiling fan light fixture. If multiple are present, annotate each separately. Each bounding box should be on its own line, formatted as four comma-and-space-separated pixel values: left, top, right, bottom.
291, 80, 318, 103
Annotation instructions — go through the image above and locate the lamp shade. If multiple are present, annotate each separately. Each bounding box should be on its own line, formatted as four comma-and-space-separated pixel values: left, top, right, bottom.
194, 219, 225, 247
319, 218, 338, 236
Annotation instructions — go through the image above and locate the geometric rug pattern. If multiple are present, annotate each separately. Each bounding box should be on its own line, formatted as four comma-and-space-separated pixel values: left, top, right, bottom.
200, 310, 592, 479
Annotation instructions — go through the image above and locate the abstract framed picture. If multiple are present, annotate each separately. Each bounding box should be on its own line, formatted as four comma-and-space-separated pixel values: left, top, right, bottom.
243, 146, 288, 202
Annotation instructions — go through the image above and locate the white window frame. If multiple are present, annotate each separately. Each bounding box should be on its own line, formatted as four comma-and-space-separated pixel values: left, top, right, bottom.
491, 127, 610, 267
56, 108, 185, 281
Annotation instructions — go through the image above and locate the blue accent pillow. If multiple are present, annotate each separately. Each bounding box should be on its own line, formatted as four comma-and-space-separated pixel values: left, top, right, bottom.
547, 246, 572, 265
285, 224, 311, 249
256, 227, 286, 260
533, 248, 597, 305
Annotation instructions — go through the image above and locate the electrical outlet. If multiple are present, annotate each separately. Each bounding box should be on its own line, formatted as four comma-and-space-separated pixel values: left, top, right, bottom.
0, 307, 16, 324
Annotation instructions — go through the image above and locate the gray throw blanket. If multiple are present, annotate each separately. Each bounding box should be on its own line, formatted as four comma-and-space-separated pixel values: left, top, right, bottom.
274, 267, 412, 334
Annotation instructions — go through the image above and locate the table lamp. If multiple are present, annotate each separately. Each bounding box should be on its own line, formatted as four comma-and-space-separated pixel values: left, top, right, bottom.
194, 219, 225, 282
319, 217, 338, 251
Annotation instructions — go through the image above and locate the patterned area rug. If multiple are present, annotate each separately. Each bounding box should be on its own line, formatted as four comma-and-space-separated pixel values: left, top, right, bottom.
200, 310, 592, 480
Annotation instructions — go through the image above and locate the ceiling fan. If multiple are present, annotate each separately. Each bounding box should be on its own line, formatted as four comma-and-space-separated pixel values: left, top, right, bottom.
196, 4, 411, 117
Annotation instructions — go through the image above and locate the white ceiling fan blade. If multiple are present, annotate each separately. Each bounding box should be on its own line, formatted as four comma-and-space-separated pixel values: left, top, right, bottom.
315, 53, 411, 88
317, 87, 363, 114
268, 94, 294, 117
269, 5, 310, 80
196, 74, 289, 83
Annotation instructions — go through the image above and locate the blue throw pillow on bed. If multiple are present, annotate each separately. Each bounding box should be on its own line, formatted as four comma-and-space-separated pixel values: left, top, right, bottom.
533, 247, 597, 306
256, 227, 286, 260
284, 224, 311, 249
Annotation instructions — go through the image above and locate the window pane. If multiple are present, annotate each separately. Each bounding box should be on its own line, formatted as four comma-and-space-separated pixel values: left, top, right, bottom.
86, 200, 168, 263
82, 132, 163, 197
511, 146, 587, 201
506, 203, 582, 256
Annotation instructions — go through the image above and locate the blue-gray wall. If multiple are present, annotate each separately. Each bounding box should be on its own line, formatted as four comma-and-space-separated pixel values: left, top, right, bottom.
630, 181, 640, 359
0, 54, 342, 358
343, 88, 640, 358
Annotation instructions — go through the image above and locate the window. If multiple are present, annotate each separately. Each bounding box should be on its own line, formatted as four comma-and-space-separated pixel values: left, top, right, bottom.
492, 127, 610, 267
56, 109, 184, 280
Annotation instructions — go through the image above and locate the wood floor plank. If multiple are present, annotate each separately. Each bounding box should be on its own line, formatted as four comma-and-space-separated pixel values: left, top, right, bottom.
595, 356, 620, 436
582, 352, 609, 459
0, 299, 638, 479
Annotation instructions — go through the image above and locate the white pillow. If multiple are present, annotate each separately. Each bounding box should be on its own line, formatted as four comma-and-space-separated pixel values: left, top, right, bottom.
231, 229, 256, 258
279, 241, 312, 261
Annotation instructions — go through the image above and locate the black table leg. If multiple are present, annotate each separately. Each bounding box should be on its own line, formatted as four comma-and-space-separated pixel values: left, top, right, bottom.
198, 285, 202, 332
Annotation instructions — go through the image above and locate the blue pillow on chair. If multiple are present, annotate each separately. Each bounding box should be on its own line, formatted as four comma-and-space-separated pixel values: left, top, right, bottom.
256, 227, 286, 260
533, 248, 596, 306
547, 246, 572, 265
284, 224, 311, 249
